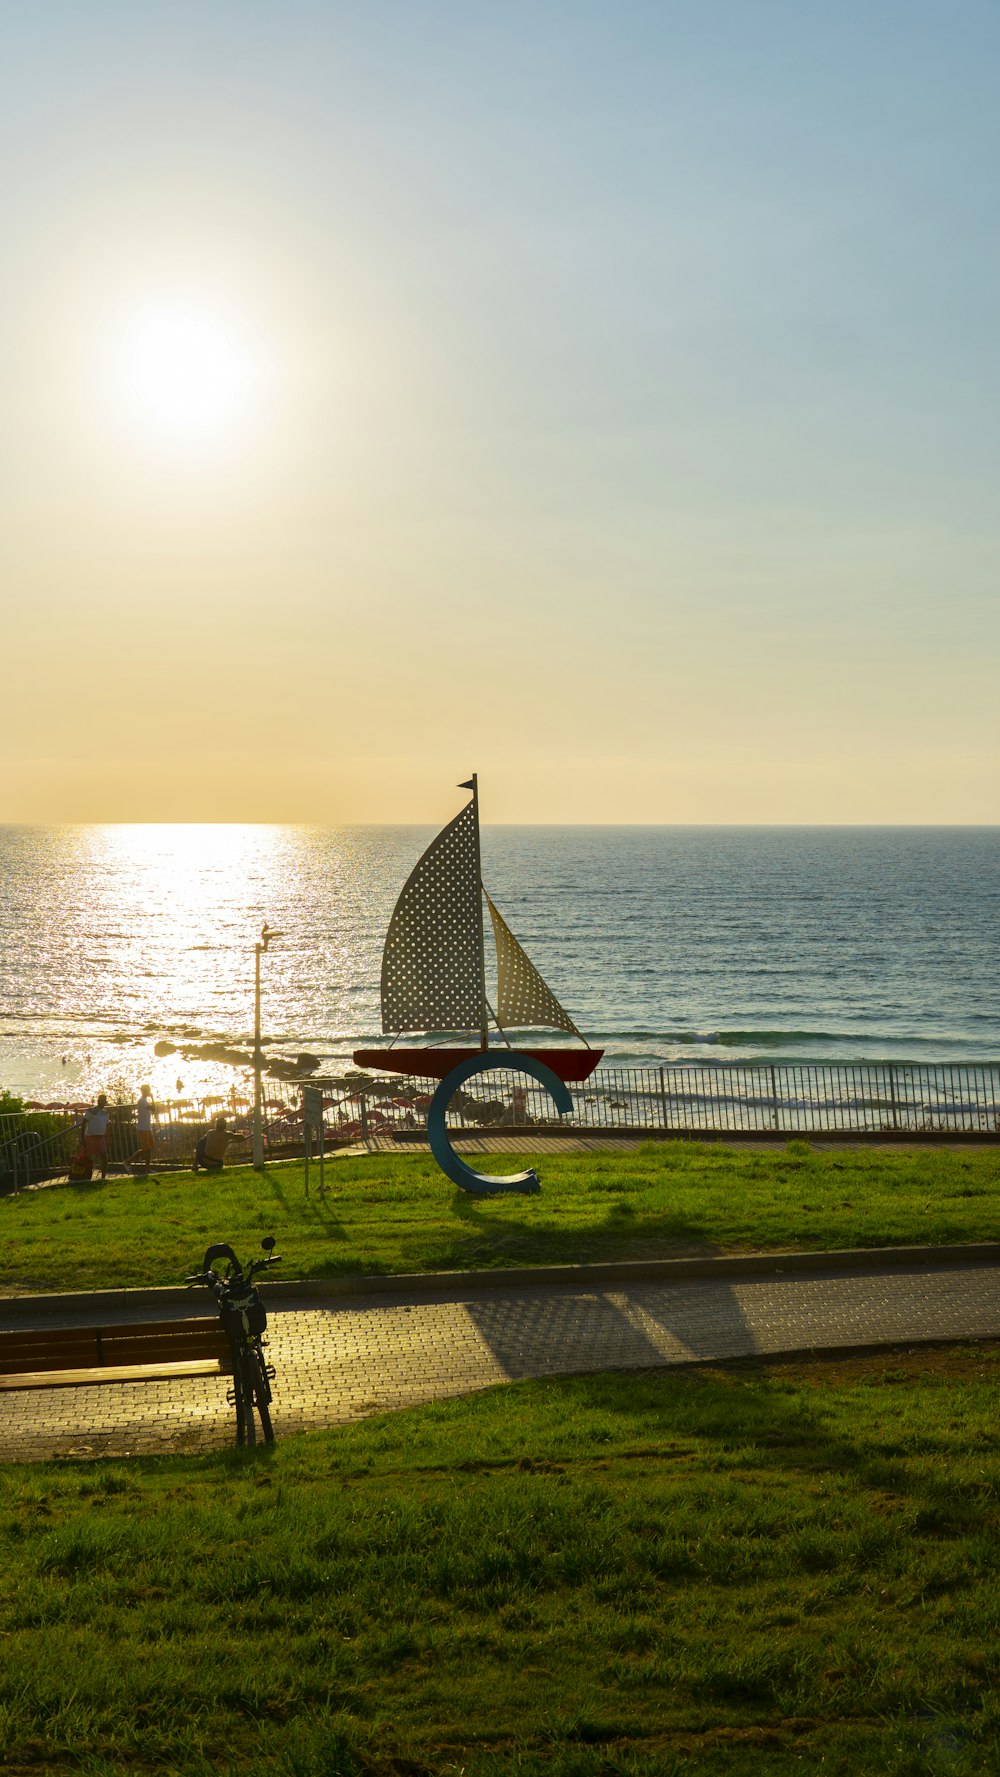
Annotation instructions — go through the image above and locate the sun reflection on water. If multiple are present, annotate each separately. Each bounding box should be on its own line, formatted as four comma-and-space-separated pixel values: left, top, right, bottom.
1, 823, 397, 1106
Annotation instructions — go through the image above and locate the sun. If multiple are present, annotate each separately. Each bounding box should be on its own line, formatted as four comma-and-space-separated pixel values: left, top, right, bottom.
112, 294, 263, 449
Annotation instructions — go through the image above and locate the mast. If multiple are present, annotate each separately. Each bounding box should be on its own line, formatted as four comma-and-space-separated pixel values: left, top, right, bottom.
460, 773, 490, 1050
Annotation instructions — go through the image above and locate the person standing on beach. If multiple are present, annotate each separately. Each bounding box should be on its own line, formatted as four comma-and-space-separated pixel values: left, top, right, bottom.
129, 1085, 157, 1177
82, 1093, 110, 1180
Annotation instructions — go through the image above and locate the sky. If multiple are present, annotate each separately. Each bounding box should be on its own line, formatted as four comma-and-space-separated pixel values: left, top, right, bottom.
2, 0, 998, 823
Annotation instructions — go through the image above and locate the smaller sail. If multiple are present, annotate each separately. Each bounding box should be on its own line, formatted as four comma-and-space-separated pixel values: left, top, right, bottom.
485, 891, 584, 1040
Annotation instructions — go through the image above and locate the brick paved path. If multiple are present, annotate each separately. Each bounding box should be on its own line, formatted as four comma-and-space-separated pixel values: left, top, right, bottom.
3, 1258, 997, 1462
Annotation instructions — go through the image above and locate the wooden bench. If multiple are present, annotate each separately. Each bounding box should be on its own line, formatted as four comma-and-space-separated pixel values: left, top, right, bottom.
0, 1318, 233, 1391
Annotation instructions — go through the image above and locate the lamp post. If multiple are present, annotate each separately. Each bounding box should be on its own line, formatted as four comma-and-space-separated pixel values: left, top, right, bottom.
252, 922, 283, 1170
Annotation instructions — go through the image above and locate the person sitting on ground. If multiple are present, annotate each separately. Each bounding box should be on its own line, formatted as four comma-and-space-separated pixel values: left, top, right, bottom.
82, 1093, 111, 1180
192, 1115, 235, 1172
129, 1085, 158, 1177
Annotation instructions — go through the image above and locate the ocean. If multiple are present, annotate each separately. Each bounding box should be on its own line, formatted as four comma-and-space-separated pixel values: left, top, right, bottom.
1, 824, 997, 1106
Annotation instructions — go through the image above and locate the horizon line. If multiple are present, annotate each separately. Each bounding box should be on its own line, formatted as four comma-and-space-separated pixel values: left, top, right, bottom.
1, 820, 998, 832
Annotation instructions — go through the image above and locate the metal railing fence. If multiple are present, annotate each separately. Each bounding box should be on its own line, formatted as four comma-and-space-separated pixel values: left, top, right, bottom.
354, 1061, 1000, 1140
0, 1111, 78, 1190
3, 1062, 997, 1189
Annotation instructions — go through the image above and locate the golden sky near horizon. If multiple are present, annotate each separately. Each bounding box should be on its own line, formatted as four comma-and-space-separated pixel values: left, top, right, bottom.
3, 4, 998, 825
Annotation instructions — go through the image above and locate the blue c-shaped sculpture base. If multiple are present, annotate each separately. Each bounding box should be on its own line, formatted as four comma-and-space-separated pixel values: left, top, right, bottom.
427, 1052, 573, 1195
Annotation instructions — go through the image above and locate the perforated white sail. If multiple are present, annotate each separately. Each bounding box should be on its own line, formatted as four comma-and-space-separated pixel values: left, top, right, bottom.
485, 892, 583, 1040
381, 799, 486, 1034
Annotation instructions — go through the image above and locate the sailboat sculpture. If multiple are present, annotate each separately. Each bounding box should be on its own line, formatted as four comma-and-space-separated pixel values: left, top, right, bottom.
353, 776, 603, 1084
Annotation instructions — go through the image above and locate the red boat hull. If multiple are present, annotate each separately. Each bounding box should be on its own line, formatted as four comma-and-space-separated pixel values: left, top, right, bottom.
352, 1047, 603, 1084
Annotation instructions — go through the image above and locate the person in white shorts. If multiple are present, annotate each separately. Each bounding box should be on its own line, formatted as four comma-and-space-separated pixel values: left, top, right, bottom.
82, 1094, 110, 1180
129, 1085, 157, 1177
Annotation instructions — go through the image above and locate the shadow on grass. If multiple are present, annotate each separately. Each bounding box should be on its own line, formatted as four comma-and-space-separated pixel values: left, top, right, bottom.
392, 1357, 986, 1527
558, 1362, 967, 1510
57, 1177, 112, 1199
447, 1190, 719, 1266
260, 1165, 345, 1228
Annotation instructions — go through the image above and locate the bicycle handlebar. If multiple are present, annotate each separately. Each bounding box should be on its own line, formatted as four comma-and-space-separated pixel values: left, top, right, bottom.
242, 1254, 282, 1281
184, 1248, 281, 1292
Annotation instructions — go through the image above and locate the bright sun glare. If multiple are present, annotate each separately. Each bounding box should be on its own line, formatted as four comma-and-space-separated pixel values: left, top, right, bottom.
113, 296, 262, 449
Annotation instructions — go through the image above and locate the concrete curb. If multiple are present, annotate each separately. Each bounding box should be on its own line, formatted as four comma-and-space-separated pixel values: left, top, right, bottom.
2, 1241, 998, 1320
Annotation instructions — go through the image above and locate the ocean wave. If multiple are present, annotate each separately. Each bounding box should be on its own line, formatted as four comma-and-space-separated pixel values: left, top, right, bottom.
585, 1029, 720, 1045
714, 1028, 977, 1052
588, 1026, 991, 1052
588, 1026, 945, 1050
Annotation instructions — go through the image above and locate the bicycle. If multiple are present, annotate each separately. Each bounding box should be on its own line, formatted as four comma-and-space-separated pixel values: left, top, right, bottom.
185, 1237, 281, 1447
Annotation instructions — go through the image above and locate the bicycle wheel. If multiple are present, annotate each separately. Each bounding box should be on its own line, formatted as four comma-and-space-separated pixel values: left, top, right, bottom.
224, 1331, 250, 1447
252, 1336, 273, 1404
233, 1362, 253, 1447
245, 1336, 271, 1450
235, 1348, 258, 1447
236, 1345, 273, 1445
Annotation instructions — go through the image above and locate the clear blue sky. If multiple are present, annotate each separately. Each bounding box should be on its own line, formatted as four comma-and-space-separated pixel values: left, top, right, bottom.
3, 2, 998, 820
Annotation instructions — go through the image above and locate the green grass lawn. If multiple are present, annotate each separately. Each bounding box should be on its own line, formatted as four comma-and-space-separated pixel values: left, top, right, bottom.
2, 1348, 999, 1775
2, 1142, 998, 1295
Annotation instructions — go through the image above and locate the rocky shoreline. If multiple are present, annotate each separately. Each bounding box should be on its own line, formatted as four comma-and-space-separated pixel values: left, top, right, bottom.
151, 1036, 328, 1082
